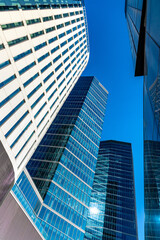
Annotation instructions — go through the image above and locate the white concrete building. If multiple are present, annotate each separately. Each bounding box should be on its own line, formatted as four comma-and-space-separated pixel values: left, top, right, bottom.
0, 2, 89, 204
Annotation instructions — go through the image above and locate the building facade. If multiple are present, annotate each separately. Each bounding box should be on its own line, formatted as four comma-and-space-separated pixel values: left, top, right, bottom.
125, 0, 160, 238
0, 0, 89, 204
0, 76, 108, 239
84, 140, 138, 240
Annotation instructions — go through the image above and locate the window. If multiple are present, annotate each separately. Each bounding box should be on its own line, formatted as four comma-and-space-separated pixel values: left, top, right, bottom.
34, 42, 47, 51
38, 52, 49, 63
63, 13, 69, 18
62, 49, 68, 56
71, 58, 76, 64
54, 14, 62, 20
53, 54, 61, 63
8, 36, 28, 46
0, 100, 25, 126
72, 64, 76, 70
55, 63, 63, 72
66, 71, 71, 79
19, 61, 36, 75
60, 86, 66, 96
75, 40, 79, 45
48, 88, 57, 101
61, 41, 67, 48
5, 111, 29, 138
41, 62, 52, 74
70, 51, 75, 57
50, 97, 58, 109
65, 63, 70, 71
0, 60, 11, 70
37, 111, 48, 128
31, 93, 44, 109
34, 102, 47, 118
26, 18, 41, 25
71, 20, 76, 24
1, 21, 24, 30
43, 72, 54, 84
23, 73, 39, 88
0, 88, 21, 107
30, 31, 44, 39
46, 26, 55, 33
58, 79, 65, 88
14, 49, 32, 61
15, 131, 35, 159
76, 46, 79, 52
65, 21, 70, 26
0, 44, 4, 50
27, 83, 42, 99
48, 36, 57, 44
57, 71, 64, 81
51, 45, 59, 54
67, 29, 72, 35
74, 33, 78, 39
43, 16, 53, 22
10, 121, 32, 148
69, 44, 74, 50
68, 37, 73, 43
70, 12, 75, 16
46, 80, 55, 92
57, 24, 64, 30
0, 74, 16, 88
59, 32, 65, 39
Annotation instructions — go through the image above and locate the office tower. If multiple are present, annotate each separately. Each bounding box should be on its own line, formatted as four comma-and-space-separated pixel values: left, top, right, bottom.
0, 0, 89, 204
0, 76, 108, 240
125, 0, 160, 238
84, 140, 138, 240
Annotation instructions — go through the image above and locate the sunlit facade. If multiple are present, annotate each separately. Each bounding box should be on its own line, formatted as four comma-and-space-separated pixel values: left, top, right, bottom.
0, 76, 108, 239
0, 0, 89, 204
84, 140, 138, 240
125, 0, 160, 239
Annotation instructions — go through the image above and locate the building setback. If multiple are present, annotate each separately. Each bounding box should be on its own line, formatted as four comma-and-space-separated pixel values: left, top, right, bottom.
84, 140, 138, 240
0, 0, 89, 204
125, 0, 160, 238
0, 76, 108, 239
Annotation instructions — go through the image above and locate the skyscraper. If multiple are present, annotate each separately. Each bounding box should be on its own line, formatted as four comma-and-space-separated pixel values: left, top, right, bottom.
0, 0, 89, 204
125, 0, 160, 238
84, 140, 138, 240
0, 76, 108, 240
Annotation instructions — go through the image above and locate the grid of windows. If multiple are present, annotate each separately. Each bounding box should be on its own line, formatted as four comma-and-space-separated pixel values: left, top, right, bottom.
84, 141, 138, 240
12, 77, 108, 240
0, 2, 90, 206
125, 1, 160, 239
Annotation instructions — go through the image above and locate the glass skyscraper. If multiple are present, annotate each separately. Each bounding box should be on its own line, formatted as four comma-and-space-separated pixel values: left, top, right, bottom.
84, 140, 138, 240
0, 0, 89, 204
0, 76, 108, 239
125, 0, 160, 238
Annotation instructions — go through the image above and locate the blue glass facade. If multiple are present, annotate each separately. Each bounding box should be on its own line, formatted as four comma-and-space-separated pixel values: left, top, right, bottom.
126, 0, 160, 239
84, 140, 138, 240
12, 76, 108, 240
125, 0, 144, 75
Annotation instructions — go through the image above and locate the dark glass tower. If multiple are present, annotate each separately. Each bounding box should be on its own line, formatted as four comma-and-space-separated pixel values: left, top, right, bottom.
8, 76, 108, 240
125, 0, 160, 238
84, 140, 138, 240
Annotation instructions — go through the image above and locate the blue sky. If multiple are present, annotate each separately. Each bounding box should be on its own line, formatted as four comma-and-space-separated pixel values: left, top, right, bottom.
82, 0, 144, 239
